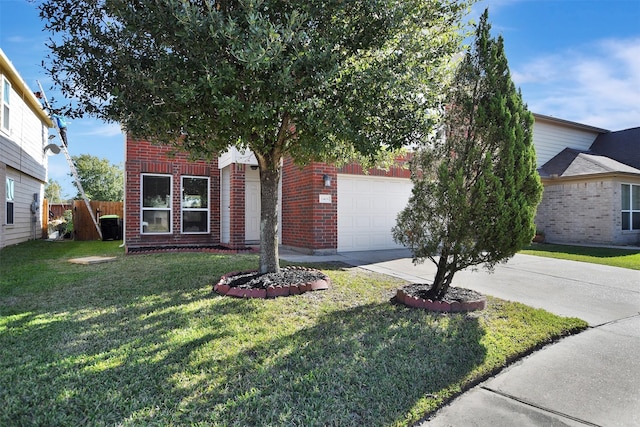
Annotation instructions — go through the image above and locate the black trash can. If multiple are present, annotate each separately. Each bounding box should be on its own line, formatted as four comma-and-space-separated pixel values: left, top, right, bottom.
100, 214, 122, 241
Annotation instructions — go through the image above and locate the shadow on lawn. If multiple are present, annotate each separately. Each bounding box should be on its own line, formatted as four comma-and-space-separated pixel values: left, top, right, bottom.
0, 292, 256, 425
1, 294, 486, 426
1, 249, 486, 426
175, 302, 487, 426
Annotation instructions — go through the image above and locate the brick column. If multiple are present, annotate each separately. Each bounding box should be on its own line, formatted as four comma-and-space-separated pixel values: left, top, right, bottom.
228, 163, 246, 248
281, 159, 337, 253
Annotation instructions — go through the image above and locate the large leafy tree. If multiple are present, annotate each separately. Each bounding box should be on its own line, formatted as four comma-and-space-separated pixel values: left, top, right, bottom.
45, 179, 64, 203
72, 154, 124, 201
40, 0, 472, 273
393, 9, 543, 300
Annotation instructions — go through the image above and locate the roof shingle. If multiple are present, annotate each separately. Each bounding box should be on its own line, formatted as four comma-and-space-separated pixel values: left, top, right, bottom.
539, 127, 640, 177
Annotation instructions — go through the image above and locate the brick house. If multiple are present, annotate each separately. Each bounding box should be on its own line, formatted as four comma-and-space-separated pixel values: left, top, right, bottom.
124, 136, 411, 254
533, 114, 640, 246
0, 49, 53, 249
124, 114, 640, 254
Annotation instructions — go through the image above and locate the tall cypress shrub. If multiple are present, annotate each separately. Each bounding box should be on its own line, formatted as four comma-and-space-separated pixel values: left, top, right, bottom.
393, 9, 543, 300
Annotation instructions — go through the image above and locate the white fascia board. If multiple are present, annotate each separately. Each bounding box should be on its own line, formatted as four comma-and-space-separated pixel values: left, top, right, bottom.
218, 147, 258, 169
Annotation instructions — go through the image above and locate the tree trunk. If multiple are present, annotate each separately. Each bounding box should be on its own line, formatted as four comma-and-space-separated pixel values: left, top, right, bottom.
429, 252, 451, 300
255, 113, 297, 274
257, 158, 281, 274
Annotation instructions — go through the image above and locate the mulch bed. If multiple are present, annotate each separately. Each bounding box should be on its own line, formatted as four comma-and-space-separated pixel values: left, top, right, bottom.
214, 266, 331, 298
395, 283, 486, 312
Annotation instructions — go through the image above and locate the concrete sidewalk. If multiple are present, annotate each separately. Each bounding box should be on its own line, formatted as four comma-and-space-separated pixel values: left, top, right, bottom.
280, 249, 640, 426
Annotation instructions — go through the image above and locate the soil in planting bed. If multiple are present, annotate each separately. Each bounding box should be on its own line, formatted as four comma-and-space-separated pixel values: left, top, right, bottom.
401, 283, 484, 304
220, 266, 329, 290
214, 266, 331, 298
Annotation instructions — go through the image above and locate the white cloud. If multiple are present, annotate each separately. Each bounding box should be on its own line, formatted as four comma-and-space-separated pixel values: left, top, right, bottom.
6, 35, 28, 43
77, 122, 124, 138
513, 37, 640, 130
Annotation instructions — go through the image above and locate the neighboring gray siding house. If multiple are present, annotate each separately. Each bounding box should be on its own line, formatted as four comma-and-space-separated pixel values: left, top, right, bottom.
532, 114, 609, 167
0, 49, 53, 249
534, 115, 640, 246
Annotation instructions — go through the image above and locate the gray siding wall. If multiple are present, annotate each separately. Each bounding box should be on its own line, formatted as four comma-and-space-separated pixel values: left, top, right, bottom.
0, 67, 50, 248
1, 166, 43, 248
533, 120, 601, 167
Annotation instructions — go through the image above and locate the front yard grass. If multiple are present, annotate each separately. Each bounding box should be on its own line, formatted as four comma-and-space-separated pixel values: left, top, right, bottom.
1, 240, 586, 426
522, 243, 640, 270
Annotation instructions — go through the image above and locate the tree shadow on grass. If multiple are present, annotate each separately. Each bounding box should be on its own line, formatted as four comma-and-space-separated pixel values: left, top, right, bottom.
175, 302, 487, 426
0, 288, 257, 425
0, 250, 486, 426
1, 290, 486, 426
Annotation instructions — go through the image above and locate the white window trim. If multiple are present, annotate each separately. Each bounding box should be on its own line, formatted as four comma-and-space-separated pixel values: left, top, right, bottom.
181, 175, 210, 234
1, 77, 10, 134
621, 183, 640, 231
140, 173, 172, 234
6, 177, 14, 225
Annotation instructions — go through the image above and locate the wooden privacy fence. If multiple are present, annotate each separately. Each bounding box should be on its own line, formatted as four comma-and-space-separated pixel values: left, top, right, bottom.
42, 200, 71, 239
73, 200, 124, 241
42, 199, 50, 239
48, 202, 74, 220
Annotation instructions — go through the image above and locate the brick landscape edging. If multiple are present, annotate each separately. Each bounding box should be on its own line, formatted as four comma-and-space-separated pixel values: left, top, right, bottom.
214, 268, 331, 299
395, 288, 486, 312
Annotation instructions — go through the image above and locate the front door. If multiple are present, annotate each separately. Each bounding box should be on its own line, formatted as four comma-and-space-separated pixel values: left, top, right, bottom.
245, 169, 260, 242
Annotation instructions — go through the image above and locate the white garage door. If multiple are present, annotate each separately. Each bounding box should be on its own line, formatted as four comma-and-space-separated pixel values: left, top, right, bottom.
337, 174, 413, 252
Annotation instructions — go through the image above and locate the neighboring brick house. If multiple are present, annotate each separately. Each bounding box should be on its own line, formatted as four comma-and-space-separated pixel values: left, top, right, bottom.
124, 136, 411, 254
0, 49, 53, 249
534, 115, 640, 246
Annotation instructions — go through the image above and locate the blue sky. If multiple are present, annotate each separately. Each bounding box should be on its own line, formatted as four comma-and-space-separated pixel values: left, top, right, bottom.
1, 0, 639, 198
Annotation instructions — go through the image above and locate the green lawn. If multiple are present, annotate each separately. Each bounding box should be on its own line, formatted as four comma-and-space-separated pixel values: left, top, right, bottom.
1, 240, 586, 426
522, 243, 640, 270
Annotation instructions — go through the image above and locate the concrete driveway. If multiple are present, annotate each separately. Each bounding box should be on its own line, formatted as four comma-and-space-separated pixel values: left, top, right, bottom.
281, 249, 640, 426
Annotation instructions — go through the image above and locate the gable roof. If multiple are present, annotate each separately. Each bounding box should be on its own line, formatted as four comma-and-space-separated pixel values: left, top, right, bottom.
539, 126, 640, 179
0, 48, 53, 127
589, 127, 640, 170
539, 147, 640, 178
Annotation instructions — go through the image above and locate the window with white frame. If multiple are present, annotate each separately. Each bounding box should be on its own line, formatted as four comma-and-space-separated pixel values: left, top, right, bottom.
141, 174, 172, 234
181, 176, 209, 233
1, 77, 10, 132
621, 183, 640, 231
6, 177, 14, 225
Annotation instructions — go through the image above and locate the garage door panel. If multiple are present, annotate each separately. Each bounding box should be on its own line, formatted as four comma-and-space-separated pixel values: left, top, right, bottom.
354, 180, 370, 192
355, 199, 370, 211
354, 234, 372, 248
337, 174, 412, 252
340, 216, 353, 228
354, 216, 372, 228
371, 235, 390, 247
371, 199, 388, 211
371, 215, 392, 227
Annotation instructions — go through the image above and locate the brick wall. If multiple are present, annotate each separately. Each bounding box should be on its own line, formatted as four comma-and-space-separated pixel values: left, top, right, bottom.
125, 137, 221, 251
126, 136, 413, 253
336, 159, 411, 179
280, 157, 411, 253
281, 159, 338, 253
535, 178, 619, 245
